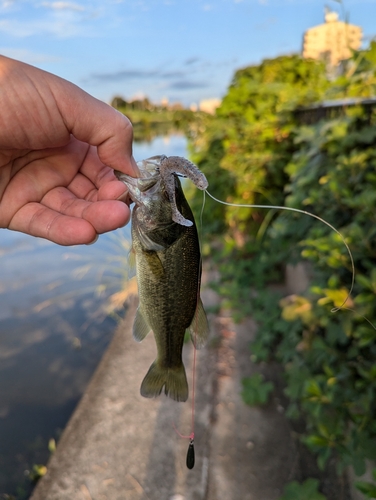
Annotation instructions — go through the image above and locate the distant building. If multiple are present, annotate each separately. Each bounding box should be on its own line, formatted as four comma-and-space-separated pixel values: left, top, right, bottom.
199, 98, 221, 114
302, 9, 362, 66
161, 97, 169, 108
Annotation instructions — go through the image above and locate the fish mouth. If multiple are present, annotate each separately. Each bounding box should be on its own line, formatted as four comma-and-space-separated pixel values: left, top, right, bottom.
115, 155, 166, 185
115, 156, 166, 205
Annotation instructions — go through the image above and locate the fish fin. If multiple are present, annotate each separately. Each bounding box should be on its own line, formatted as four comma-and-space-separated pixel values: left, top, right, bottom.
128, 247, 136, 269
140, 361, 188, 402
188, 298, 209, 349
135, 224, 166, 252
133, 308, 151, 342
142, 251, 164, 279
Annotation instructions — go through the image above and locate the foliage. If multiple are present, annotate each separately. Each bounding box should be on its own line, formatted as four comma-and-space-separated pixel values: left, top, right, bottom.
241, 373, 274, 406
188, 45, 376, 491
189, 55, 329, 239
28, 465, 47, 483
355, 469, 376, 498
268, 107, 376, 476
279, 478, 327, 500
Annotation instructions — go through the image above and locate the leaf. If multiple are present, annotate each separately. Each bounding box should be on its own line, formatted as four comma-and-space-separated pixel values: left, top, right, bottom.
304, 379, 322, 398
355, 481, 376, 498
241, 374, 274, 406
280, 295, 313, 324
353, 454, 367, 477
317, 447, 332, 470
305, 434, 329, 448
317, 288, 353, 309
279, 478, 327, 500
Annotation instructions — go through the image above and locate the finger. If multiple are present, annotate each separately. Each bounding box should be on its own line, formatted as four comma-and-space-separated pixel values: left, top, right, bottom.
97, 181, 129, 202
66, 172, 98, 201
41, 186, 131, 233
76, 144, 120, 191
9, 202, 97, 245
82, 199, 131, 233
66, 173, 129, 203
53, 82, 139, 176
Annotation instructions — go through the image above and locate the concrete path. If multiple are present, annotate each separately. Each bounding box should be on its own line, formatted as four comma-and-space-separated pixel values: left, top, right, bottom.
30, 276, 336, 500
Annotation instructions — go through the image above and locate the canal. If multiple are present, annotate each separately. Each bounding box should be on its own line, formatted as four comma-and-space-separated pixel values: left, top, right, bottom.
0, 134, 187, 499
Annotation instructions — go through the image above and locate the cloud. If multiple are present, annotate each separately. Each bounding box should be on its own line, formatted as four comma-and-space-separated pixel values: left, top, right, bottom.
0, 1, 96, 38
0, 16, 88, 37
255, 16, 277, 30
90, 67, 186, 82
1, 0, 15, 8
184, 57, 200, 65
39, 1, 85, 11
168, 79, 209, 90
92, 69, 159, 81
89, 66, 210, 92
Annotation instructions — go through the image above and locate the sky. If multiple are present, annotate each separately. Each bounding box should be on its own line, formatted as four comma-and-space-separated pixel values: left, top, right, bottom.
1, 0, 376, 107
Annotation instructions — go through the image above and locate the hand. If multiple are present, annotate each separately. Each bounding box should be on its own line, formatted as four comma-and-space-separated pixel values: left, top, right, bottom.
0, 55, 139, 245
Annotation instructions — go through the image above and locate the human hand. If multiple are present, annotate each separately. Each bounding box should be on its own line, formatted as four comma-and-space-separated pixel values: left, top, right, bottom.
0, 55, 138, 245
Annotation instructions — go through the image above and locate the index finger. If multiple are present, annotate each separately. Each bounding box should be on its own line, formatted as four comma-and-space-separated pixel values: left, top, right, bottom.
52, 80, 139, 176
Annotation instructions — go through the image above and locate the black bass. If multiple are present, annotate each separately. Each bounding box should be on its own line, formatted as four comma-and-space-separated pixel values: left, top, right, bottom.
116, 155, 209, 402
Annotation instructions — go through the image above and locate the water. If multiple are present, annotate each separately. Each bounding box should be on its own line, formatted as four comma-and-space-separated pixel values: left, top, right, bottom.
0, 134, 187, 498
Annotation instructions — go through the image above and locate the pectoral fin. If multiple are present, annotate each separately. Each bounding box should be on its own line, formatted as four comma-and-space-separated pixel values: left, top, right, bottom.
133, 307, 151, 342
128, 247, 136, 269
188, 298, 209, 349
141, 251, 164, 279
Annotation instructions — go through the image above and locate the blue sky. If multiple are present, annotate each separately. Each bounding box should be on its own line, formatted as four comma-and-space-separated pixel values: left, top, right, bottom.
1, 0, 375, 107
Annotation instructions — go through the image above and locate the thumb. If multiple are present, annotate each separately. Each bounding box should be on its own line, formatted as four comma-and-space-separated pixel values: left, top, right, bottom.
54, 80, 139, 176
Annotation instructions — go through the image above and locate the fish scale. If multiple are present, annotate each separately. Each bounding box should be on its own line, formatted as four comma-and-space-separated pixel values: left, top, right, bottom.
115, 155, 209, 402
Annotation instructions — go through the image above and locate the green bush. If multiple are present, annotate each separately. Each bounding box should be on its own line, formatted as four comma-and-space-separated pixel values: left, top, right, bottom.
279, 478, 327, 500
188, 44, 376, 487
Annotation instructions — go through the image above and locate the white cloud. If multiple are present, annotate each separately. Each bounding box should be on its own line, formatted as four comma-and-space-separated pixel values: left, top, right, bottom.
0, 0, 99, 39
1, 0, 16, 8
40, 1, 85, 11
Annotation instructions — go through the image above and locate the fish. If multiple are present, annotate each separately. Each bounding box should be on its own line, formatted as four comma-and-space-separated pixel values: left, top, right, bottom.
115, 155, 209, 402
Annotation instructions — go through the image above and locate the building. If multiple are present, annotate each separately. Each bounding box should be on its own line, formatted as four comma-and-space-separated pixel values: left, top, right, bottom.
199, 98, 221, 114
302, 9, 362, 67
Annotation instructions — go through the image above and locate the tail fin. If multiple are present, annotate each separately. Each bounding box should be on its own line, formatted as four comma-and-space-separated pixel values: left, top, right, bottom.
140, 361, 188, 402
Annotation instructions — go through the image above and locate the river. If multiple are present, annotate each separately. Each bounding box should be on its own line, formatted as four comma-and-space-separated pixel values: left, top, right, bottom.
0, 134, 187, 498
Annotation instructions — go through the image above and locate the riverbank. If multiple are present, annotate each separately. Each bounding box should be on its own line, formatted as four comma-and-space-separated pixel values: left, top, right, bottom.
30, 272, 351, 500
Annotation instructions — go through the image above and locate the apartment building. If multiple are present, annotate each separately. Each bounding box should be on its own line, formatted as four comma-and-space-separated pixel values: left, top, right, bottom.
302, 10, 362, 66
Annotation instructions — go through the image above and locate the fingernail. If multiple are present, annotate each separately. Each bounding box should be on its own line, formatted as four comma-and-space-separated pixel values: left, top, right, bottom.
131, 157, 140, 177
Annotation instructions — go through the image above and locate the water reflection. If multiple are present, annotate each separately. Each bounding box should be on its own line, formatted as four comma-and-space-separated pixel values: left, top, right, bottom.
0, 134, 187, 498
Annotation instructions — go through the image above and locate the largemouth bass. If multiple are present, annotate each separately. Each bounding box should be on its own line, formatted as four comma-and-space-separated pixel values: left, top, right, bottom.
116, 155, 209, 402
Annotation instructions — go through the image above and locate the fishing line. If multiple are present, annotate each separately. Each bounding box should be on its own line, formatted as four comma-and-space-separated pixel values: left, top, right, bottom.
204, 189, 376, 330
204, 189, 355, 314
172, 188, 207, 469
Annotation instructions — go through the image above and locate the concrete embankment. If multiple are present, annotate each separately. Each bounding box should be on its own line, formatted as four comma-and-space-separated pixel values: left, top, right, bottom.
30, 276, 346, 500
